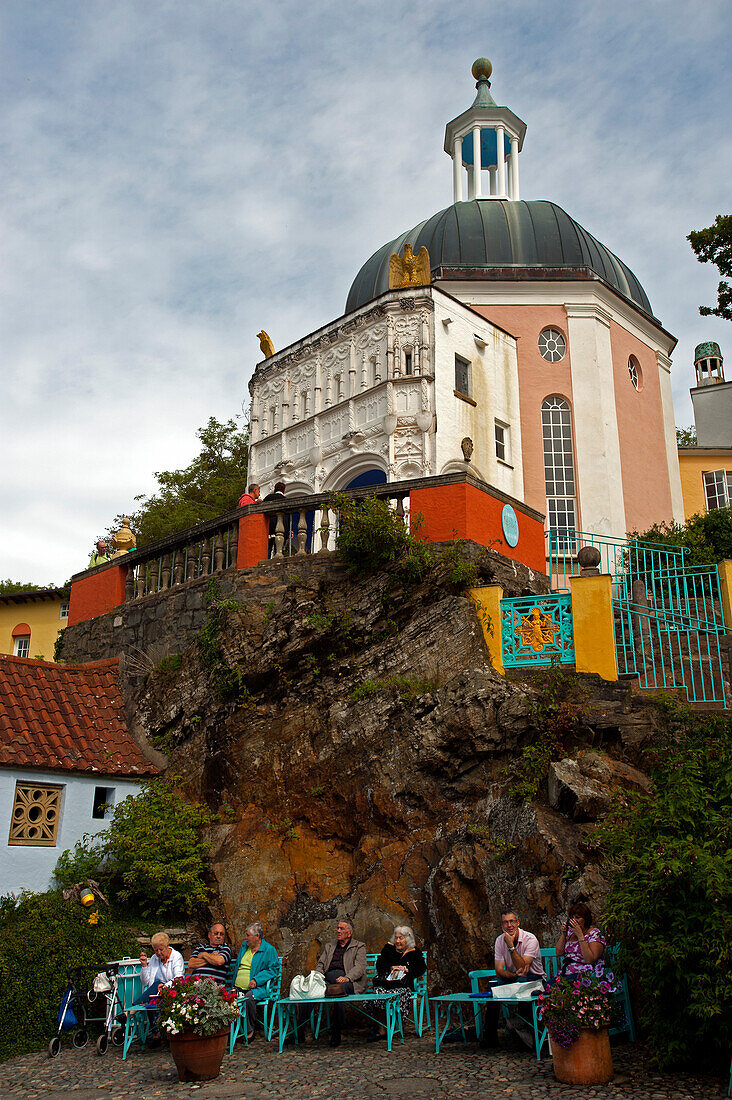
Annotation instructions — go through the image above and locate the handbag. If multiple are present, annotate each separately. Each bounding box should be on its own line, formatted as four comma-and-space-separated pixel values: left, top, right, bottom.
288, 971, 327, 1000
93, 972, 113, 994
489, 979, 544, 1000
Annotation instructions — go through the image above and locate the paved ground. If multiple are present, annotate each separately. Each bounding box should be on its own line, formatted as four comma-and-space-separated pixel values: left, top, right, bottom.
0, 1033, 726, 1100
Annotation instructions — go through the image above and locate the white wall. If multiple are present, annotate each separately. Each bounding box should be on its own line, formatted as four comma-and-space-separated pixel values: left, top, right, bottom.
0, 768, 143, 894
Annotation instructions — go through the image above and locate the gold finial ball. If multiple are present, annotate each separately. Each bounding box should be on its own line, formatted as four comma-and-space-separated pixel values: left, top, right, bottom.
472, 58, 492, 82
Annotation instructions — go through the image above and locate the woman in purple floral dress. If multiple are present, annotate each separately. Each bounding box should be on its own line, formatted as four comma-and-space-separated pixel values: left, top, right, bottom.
555, 902, 606, 975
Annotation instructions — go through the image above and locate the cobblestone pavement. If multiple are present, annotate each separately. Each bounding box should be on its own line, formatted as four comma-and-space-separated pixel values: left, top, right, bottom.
0, 1033, 726, 1100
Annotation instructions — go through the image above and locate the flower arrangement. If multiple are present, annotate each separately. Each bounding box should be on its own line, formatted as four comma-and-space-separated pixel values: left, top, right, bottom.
538, 964, 624, 1048
156, 975, 239, 1037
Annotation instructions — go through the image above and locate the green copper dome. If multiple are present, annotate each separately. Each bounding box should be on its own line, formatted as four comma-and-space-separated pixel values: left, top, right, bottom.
694, 341, 722, 361
346, 199, 653, 317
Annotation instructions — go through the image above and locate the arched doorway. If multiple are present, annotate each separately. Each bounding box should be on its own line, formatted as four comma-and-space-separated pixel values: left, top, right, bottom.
344, 469, 387, 491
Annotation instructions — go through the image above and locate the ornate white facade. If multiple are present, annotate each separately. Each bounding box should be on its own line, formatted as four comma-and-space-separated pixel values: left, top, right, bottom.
248, 287, 523, 500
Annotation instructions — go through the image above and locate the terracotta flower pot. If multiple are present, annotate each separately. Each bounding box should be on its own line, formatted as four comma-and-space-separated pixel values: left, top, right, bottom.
168, 1027, 228, 1082
551, 1027, 613, 1085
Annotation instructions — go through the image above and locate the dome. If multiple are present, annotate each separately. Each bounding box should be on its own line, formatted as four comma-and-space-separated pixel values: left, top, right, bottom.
346, 199, 653, 317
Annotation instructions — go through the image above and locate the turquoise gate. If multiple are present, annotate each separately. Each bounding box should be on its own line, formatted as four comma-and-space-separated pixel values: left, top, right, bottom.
546, 530, 728, 706
501, 594, 575, 668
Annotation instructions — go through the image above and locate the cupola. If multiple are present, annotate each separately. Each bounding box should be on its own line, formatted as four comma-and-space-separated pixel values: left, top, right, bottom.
443, 58, 527, 202
693, 341, 724, 387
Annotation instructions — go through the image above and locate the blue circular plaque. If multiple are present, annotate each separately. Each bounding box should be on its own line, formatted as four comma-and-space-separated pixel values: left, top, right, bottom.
501, 504, 519, 547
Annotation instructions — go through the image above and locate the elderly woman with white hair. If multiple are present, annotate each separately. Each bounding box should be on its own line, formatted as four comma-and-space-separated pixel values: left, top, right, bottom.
368, 926, 426, 1041
234, 921, 279, 1041
117, 932, 185, 1046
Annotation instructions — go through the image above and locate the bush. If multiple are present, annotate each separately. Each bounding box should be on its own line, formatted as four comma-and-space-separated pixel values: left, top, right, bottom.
597, 700, 732, 1070
54, 778, 216, 920
332, 494, 415, 574
0, 890, 134, 1061
633, 507, 732, 566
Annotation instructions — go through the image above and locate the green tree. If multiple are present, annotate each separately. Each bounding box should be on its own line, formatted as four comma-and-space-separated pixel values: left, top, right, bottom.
632, 508, 732, 566
688, 214, 732, 320
112, 416, 248, 548
598, 702, 732, 1069
54, 778, 216, 919
0, 579, 57, 594
675, 425, 697, 447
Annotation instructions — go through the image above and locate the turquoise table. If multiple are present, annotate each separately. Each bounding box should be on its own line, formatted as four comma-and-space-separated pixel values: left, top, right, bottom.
276, 992, 404, 1052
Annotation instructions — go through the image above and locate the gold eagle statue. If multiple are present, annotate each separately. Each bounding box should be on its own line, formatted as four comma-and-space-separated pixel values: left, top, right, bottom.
257, 330, 275, 358
388, 243, 431, 290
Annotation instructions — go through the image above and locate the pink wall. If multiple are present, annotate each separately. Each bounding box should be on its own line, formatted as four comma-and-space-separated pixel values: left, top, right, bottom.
469, 304, 581, 527
609, 321, 673, 531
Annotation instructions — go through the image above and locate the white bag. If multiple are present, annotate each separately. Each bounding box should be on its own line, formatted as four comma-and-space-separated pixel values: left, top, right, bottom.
93, 972, 113, 994
490, 979, 543, 1000
289, 971, 327, 1000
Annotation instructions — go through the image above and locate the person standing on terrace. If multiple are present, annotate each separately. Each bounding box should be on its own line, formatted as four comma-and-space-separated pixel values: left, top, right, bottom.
238, 483, 261, 507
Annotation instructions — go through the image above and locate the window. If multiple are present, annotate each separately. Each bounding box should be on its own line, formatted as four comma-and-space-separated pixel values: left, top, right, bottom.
542, 396, 577, 547
495, 421, 510, 464
92, 786, 115, 820
703, 470, 732, 512
404, 351, 413, 376
628, 355, 642, 390
60, 602, 69, 620
455, 354, 471, 396
538, 328, 566, 363
9, 782, 63, 845
13, 635, 30, 658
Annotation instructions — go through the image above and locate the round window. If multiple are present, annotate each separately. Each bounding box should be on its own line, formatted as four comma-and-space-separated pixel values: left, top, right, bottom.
628, 355, 642, 390
538, 328, 566, 363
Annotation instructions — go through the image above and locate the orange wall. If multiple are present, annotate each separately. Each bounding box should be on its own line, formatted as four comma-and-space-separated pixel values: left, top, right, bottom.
470, 304, 579, 526
609, 320, 673, 531
68, 564, 128, 626
237, 513, 270, 568
411, 482, 546, 573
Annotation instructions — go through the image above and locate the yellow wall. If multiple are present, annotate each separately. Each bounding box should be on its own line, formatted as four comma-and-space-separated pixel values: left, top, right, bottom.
569, 574, 618, 681
0, 594, 68, 661
469, 585, 504, 675
678, 448, 732, 520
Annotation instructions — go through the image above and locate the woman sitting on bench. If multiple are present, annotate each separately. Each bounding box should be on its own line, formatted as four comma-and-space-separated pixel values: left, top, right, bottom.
368, 926, 426, 1041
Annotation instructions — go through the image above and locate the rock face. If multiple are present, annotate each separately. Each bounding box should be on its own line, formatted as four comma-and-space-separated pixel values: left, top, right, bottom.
65, 544, 658, 992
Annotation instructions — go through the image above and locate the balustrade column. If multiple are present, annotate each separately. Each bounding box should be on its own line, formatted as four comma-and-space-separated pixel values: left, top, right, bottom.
213, 538, 225, 571
228, 524, 238, 567
135, 564, 146, 599
319, 507, 331, 553
173, 553, 184, 586
161, 555, 172, 590
274, 514, 285, 558
125, 569, 135, 601
296, 513, 308, 555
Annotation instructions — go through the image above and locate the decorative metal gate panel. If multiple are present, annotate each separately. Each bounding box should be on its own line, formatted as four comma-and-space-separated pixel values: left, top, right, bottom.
501, 594, 575, 668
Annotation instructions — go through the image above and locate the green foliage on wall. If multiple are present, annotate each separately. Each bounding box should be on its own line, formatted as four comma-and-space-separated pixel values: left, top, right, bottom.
54, 779, 216, 919
598, 699, 732, 1070
633, 508, 732, 566
0, 890, 134, 1061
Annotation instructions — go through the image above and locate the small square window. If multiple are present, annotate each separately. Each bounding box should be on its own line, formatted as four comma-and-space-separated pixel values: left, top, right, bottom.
703, 470, 731, 512
455, 355, 471, 397
60, 602, 69, 620
13, 635, 30, 658
92, 787, 115, 820
9, 782, 63, 845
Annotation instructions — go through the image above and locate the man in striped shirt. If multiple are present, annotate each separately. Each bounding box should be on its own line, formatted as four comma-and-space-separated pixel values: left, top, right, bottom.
188, 923, 232, 984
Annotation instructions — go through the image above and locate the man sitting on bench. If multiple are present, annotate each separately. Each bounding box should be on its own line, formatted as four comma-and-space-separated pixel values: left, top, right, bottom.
313, 918, 367, 1047
481, 907, 545, 1049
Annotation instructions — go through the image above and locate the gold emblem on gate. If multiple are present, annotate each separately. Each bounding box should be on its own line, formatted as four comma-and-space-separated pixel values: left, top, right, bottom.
516, 606, 561, 652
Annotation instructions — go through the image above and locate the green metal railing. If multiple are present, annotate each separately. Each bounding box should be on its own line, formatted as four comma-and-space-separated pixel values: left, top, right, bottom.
546, 529, 727, 706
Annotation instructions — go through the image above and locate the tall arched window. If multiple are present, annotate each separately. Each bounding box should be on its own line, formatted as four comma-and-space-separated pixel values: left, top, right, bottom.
541, 396, 577, 541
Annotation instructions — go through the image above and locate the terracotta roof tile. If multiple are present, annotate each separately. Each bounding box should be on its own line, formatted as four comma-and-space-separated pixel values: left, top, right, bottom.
0, 654, 159, 778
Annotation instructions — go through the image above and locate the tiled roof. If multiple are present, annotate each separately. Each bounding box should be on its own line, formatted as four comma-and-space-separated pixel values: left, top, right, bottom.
0, 655, 159, 777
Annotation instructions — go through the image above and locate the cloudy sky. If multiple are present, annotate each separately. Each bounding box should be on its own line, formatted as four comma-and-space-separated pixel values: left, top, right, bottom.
2, 0, 730, 585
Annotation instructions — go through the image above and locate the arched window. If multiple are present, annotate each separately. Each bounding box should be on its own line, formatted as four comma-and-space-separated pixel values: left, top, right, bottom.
541, 396, 577, 543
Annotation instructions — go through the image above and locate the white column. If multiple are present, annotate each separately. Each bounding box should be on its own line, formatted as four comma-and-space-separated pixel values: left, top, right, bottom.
496, 125, 506, 197
472, 125, 482, 198
452, 136, 463, 202
489, 167, 497, 196
510, 136, 520, 200
657, 350, 686, 523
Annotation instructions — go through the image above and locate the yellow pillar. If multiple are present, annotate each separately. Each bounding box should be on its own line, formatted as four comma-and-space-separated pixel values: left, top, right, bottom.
469, 585, 504, 675
569, 574, 618, 681
718, 560, 732, 631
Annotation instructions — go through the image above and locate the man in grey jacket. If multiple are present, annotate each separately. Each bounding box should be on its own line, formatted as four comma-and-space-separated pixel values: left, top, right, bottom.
315, 918, 367, 1047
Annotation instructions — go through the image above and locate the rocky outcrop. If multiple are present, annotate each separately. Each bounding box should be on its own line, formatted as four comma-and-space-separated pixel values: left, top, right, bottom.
65, 544, 660, 992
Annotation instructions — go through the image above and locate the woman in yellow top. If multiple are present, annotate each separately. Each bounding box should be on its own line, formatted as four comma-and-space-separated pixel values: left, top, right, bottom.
234, 922, 279, 1040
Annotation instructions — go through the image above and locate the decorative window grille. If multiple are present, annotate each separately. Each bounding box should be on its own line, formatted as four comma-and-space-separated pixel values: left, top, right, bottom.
13, 635, 30, 658
538, 328, 566, 363
455, 354, 471, 396
542, 396, 577, 549
9, 783, 63, 845
703, 469, 732, 512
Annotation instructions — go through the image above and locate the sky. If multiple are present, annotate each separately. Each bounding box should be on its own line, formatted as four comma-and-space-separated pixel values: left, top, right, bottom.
1, 0, 730, 586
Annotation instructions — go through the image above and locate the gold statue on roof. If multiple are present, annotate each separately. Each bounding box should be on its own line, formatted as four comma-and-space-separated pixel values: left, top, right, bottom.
388, 243, 431, 290
257, 330, 275, 358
